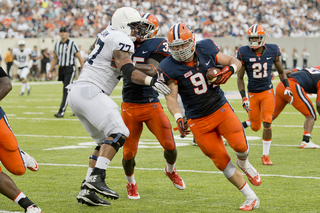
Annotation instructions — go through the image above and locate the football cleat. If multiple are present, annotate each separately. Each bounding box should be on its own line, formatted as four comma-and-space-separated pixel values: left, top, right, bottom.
164, 166, 186, 190
239, 197, 260, 211
19, 91, 24, 96
25, 205, 42, 213
192, 137, 198, 146
27, 87, 31, 95
77, 181, 111, 206
261, 155, 273, 165
237, 159, 261, 186
84, 173, 119, 199
54, 112, 64, 118
21, 150, 39, 171
300, 141, 320, 149
126, 182, 140, 200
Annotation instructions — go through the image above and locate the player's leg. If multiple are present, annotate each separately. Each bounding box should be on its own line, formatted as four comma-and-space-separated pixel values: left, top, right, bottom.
19, 67, 30, 96
261, 90, 275, 165
248, 93, 262, 131
121, 102, 143, 199
191, 108, 259, 211
68, 83, 128, 200
273, 81, 288, 120
291, 83, 320, 148
145, 102, 185, 190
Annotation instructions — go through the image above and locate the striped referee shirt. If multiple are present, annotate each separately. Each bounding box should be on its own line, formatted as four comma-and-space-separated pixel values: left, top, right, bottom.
54, 39, 80, 67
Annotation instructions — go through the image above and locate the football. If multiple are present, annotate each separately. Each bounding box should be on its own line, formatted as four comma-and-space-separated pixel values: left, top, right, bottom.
206, 67, 222, 83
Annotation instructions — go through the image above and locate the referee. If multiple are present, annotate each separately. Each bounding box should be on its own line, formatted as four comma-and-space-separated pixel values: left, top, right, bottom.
48, 27, 84, 118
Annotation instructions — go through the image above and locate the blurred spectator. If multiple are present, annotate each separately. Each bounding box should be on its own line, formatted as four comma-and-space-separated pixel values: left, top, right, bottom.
4, 48, 13, 77
292, 48, 299, 68
0, 0, 319, 39
281, 48, 288, 69
40, 48, 50, 81
302, 48, 310, 68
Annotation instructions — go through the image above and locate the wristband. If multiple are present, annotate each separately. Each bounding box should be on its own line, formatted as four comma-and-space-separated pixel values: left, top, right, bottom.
174, 113, 183, 121
144, 76, 152, 85
240, 90, 246, 98
230, 64, 238, 73
282, 78, 289, 87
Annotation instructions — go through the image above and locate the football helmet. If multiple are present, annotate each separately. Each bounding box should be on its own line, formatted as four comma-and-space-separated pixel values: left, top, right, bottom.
167, 23, 195, 61
137, 13, 159, 42
17, 40, 25, 51
111, 7, 142, 41
247, 24, 265, 49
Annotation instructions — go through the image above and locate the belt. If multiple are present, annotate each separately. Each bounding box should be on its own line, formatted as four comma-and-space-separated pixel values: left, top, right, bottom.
59, 65, 74, 68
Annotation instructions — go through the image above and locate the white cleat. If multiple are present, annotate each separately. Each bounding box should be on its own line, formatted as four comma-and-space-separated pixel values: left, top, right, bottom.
26, 205, 43, 213
239, 197, 260, 211
237, 159, 261, 186
301, 141, 320, 149
21, 150, 39, 171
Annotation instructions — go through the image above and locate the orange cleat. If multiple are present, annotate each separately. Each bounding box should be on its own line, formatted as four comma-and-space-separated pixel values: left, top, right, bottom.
239, 198, 260, 211
261, 155, 273, 165
164, 166, 186, 190
126, 182, 140, 200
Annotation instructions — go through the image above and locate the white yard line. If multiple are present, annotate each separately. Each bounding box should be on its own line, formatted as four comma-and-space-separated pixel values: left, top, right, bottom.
38, 163, 320, 180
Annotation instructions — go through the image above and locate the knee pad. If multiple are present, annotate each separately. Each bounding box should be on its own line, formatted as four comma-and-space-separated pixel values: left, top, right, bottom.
222, 160, 236, 179
251, 124, 261, 131
103, 133, 125, 152
235, 147, 249, 158
89, 154, 98, 161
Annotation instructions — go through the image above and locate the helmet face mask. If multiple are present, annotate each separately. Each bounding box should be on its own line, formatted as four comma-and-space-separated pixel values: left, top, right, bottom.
247, 24, 265, 49
111, 7, 142, 42
137, 13, 159, 42
17, 40, 25, 51
167, 23, 195, 61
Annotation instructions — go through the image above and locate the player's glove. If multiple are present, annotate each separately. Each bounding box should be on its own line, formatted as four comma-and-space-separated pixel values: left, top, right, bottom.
213, 65, 234, 84
242, 97, 251, 112
176, 117, 190, 138
284, 87, 293, 104
150, 77, 171, 96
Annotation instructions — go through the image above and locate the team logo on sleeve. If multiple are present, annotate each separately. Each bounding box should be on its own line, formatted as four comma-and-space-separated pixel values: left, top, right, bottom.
249, 58, 256, 62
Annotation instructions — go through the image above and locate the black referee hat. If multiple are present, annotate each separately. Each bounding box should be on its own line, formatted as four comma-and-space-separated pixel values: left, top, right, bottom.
60, 27, 68, 32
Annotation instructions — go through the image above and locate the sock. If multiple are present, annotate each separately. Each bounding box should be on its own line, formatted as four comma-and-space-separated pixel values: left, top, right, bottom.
95, 156, 110, 170
239, 182, 257, 200
262, 139, 271, 156
26, 82, 30, 90
166, 162, 176, 173
242, 119, 251, 128
14, 192, 34, 210
21, 83, 26, 93
237, 158, 249, 168
85, 167, 93, 182
126, 173, 136, 184
303, 131, 311, 142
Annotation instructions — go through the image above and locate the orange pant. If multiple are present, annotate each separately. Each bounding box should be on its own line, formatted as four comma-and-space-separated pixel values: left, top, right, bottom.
274, 80, 316, 120
0, 108, 25, 175
248, 89, 275, 131
121, 102, 175, 160
188, 102, 248, 171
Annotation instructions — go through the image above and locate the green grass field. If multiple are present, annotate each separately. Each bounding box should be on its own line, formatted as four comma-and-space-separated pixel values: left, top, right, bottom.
0, 76, 319, 213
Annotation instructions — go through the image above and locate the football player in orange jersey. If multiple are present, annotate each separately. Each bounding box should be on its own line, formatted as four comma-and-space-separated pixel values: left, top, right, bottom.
158, 23, 261, 211
237, 24, 293, 165
0, 67, 42, 213
121, 13, 185, 200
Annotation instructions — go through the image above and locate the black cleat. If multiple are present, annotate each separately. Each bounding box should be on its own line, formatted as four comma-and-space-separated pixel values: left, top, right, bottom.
192, 137, 198, 146
54, 112, 64, 118
27, 87, 31, 95
19, 91, 24, 96
77, 181, 111, 206
84, 173, 119, 199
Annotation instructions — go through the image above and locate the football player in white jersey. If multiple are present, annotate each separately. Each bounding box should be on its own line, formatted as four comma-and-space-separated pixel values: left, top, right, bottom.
12, 40, 32, 95
67, 7, 171, 206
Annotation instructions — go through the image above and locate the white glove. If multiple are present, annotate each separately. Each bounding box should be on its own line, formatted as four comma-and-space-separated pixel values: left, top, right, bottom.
145, 76, 171, 95
284, 87, 293, 104
13, 60, 20, 67
242, 97, 251, 112
152, 79, 171, 96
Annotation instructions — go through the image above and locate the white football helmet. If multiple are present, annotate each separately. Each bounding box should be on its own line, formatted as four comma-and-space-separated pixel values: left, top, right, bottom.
17, 40, 25, 51
111, 7, 142, 41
